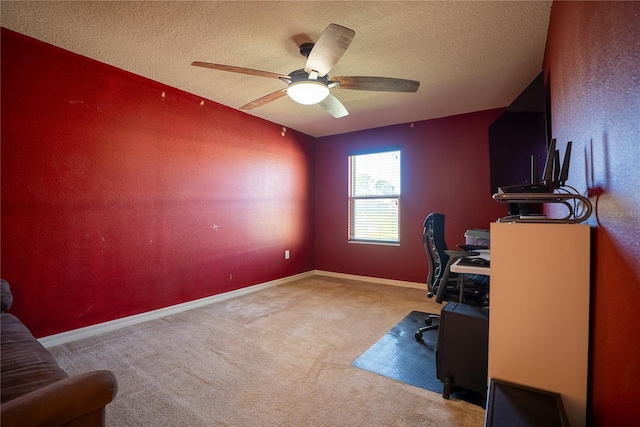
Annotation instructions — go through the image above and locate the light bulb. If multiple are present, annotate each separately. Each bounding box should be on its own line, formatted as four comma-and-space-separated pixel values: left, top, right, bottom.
287, 81, 330, 105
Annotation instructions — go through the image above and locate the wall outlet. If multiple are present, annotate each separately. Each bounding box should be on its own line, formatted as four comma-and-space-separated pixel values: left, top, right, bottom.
284, 250, 290, 260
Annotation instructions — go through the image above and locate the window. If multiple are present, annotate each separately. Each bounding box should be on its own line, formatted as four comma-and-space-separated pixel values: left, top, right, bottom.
348, 150, 401, 243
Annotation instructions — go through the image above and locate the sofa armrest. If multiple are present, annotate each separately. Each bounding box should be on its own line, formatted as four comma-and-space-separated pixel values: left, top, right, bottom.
1, 370, 117, 427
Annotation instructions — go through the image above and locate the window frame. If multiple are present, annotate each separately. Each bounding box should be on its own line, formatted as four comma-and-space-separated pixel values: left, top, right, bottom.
347, 149, 401, 245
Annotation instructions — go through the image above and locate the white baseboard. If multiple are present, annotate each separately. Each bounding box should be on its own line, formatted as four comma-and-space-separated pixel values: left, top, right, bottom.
313, 270, 426, 290
39, 270, 425, 348
39, 271, 315, 348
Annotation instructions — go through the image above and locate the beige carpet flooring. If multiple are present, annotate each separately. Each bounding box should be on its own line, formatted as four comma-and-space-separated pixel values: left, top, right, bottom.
49, 276, 485, 426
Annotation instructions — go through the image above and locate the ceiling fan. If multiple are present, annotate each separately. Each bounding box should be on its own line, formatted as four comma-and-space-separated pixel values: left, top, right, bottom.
192, 23, 420, 118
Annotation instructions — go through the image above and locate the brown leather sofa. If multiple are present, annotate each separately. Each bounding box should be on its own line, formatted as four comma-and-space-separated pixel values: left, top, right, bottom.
1, 280, 118, 427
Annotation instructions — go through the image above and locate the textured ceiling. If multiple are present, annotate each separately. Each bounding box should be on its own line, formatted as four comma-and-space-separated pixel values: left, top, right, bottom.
1, 1, 551, 137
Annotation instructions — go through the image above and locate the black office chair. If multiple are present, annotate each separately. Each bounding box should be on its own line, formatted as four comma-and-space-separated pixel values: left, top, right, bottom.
415, 213, 489, 340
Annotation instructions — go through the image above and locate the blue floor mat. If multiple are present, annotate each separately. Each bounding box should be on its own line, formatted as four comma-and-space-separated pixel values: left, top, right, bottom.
353, 310, 484, 407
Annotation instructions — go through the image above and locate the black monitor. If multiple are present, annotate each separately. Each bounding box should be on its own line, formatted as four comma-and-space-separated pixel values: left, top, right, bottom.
489, 71, 551, 196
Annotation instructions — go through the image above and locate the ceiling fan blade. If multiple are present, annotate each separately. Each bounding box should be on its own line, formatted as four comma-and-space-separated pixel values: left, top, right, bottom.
240, 89, 288, 110
191, 62, 287, 80
332, 76, 420, 92
319, 94, 349, 118
304, 24, 355, 77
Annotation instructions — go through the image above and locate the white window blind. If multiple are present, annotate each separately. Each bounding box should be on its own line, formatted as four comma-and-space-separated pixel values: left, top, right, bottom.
348, 150, 401, 243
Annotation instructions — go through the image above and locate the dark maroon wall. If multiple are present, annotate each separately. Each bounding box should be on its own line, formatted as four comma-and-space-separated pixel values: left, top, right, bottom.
544, 2, 640, 424
315, 111, 506, 283
1, 29, 316, 337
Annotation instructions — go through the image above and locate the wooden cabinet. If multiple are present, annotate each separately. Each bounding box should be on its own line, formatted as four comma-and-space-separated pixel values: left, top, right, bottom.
488, 223, 590, 427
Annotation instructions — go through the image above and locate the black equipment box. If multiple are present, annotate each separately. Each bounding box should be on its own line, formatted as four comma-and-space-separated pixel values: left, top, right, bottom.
436, 302, 489, 398
485, 379, 569, 426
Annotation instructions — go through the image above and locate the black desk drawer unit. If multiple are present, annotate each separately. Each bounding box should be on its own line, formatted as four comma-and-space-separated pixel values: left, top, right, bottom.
436, 302, 489, 399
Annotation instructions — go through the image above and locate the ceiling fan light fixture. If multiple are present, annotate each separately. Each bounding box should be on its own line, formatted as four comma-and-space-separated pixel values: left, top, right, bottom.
287, 81, 330, 105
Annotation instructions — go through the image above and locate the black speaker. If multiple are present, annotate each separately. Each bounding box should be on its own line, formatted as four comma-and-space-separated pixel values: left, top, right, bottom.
436, 302, 489, 398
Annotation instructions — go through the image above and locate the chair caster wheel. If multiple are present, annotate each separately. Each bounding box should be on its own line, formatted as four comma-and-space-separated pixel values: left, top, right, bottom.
414, 332, 423, 340
425, 318, 433, 326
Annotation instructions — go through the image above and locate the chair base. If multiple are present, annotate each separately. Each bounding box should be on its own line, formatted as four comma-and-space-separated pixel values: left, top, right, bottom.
415, 313, 440, 339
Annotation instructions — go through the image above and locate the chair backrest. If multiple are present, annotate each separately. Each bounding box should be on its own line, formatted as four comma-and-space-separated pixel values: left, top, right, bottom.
423, 213, 450, 294
423, 212, 490, 306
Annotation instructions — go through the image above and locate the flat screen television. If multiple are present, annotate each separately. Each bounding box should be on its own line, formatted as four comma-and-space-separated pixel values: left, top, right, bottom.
488, 71, 551, 196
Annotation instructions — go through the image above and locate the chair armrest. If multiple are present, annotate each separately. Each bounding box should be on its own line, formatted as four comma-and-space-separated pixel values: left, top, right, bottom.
435, 250, 485, 304
1, 370, 117, 427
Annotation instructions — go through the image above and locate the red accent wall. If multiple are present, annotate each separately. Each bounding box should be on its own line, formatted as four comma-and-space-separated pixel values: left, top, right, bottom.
315, 112, 506, 283
4, 4, 638, 422
1, 29, 316, 337
544, 1, 640, 424
1, 28, 507, 337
